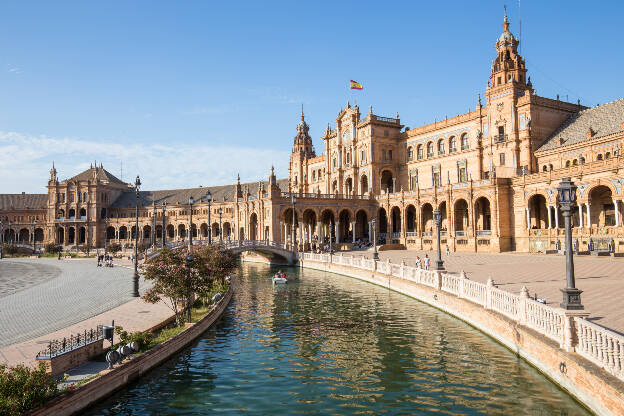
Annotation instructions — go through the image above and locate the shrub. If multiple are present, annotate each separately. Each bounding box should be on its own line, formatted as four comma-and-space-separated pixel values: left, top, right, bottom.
114, 326, 153, 352
78, 244, 93, 254
0, 362, 59, 415
3, 245, 18, 255
107, 243, 122, 254
43, 243, 62, 254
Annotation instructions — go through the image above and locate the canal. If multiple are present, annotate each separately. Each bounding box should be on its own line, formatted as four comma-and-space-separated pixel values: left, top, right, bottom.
87, 263, 589, 415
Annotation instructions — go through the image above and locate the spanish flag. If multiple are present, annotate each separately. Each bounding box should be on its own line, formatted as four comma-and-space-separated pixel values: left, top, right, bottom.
350, 80, 363, 90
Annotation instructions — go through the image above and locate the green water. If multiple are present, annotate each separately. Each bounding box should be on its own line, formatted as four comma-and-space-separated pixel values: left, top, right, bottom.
87, 263, 589, 415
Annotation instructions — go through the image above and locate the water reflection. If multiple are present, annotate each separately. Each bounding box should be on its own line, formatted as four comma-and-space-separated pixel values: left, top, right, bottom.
87, 263, 588, 415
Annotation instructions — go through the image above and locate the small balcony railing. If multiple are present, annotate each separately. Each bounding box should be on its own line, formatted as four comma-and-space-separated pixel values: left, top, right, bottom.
476, 230, 492, 236
494, 134, 508, 143
455, 230, 468, 237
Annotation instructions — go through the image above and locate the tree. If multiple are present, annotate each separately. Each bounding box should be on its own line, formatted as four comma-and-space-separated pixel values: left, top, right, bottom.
44, 243, 62, 254
107, 243, 122, 254
141, 245, 237, 325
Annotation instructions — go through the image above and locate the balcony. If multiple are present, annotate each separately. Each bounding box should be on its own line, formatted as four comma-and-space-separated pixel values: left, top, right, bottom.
455, 230, 468, 237
494, 134, 508, 143
476, 230, 492, 236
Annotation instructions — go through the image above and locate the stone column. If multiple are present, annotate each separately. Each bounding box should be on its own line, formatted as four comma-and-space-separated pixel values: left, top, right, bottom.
336, 221, 341, 243
526, 207, 531, 230
555, 206, 559, 229
579, 205, 583, 228
615, 199, 620, 227
368, 221, 372, 241
351, 221, 356, 243
548, 206, 553, 229
392, 178, 396, 193
585, 202, 591, 229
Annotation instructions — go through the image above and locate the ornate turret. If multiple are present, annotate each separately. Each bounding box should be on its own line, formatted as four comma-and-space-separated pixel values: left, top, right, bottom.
488, 10, 529, 91
49, 162, 57, 184
292, 105, 316, 158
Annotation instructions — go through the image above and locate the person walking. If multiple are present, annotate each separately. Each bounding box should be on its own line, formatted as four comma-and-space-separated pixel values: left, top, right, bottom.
415, 256, 421, 269
446, 246, 450, 256
424, 254, 430, 270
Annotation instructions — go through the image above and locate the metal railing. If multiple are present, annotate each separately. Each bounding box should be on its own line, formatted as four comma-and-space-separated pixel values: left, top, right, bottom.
36, 325, 104, 359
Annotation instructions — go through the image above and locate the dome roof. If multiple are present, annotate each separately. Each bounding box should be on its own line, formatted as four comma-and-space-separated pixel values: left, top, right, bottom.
498, 30, 515, 43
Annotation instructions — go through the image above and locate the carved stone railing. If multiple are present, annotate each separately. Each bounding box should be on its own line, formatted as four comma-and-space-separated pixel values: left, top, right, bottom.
299, 251, 623, 382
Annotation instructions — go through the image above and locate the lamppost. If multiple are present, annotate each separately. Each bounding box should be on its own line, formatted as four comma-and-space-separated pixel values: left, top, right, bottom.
152, 204, 156, 249
32, 219, 37, 254
161, 202, 167, 248
433, 209, 444, 270
185, 255, 193, 323
218, 207, 223, 244
371, 219, 379, 260
291, 195, 296, 250
7, 221, 11, 244
558, 177, 583, 310
205, 191, 212, 244
104, 215, 109, 254
133, 175, 141, 297
0, 219, 4, 259
188, 196, 194, 250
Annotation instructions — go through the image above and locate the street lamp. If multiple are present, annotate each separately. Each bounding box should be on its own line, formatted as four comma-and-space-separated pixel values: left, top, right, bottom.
185, 255, 193, 323
161, 202, 167, 248
0, 219, 4, 259
558, 177, 583, 310
188, 196, 194, 249
104, 214, 109, 254
433, 208, 444, 270
133, 175, 141, 297
371, 219, 379, 260
291, 195, 296, 250
152, 204, 156, 249
205, 191, 212, 243
218, 207, 223, 244
32, 219, 37, 254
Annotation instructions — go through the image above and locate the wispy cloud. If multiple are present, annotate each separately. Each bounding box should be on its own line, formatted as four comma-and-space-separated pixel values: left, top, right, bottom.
7, 67, 22, 74
0, 131, 290, 193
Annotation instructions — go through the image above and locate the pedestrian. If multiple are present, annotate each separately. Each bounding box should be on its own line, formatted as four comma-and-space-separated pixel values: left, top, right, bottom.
424, 254, 430, 270
415, 256, 421, 269
446, 246, 450, 256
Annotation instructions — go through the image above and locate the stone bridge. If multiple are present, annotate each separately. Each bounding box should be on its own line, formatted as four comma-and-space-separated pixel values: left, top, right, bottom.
150, 240, 298, 264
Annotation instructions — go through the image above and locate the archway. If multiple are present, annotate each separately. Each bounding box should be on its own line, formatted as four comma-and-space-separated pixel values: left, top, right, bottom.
57, 227, 64, 245
178, 224, 186, 239
589, 185, 616, 227
454, 199, 469, 233
106, 226, 115, 240
69, 209, 76, 219
211, 223, 220, 239
528, 195, 546, 229
302, 209, 317, 245
200, 223, 209, 238
421, 203, 434, 235
19, 228, 29, 244
345, 178, 353, 196
438, 201, 448, 231
79, 208, 86, 218
360, 175, 368, 194
34, 228, 44, 243
406, 205, 416, 233
380, 170, 393, 193
355, 209, 368, 240
250, 213, 258, 240
119, 226, 128, 240
283, 208, 299, 243
391, 207, 401, 235
338, 209, 352, 243
155, 225, 162, 239
332, 180, 338, 194
131, 226, 137, 240
475, 197, 492, 231
320, 209, 335, 244
166, 224, 175, 239
78, 227, 86, 244
378, 208, 388, 234
68, 227, 75, 245
223, 222, 232, 240
143, 225, 151, 240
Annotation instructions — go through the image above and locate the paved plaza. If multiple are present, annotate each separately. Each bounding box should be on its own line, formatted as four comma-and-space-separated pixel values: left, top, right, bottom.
0, 258, 152, 349
343, 248, 624, 334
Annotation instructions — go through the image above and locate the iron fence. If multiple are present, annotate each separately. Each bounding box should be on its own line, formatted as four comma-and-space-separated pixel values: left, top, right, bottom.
36, 325, 104, 359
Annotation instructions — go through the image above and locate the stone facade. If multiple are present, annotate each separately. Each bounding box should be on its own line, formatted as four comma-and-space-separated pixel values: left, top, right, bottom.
1, 14, 623, 254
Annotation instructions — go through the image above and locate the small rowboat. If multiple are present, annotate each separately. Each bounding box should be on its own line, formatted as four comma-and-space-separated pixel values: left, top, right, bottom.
272, 276, 288, 284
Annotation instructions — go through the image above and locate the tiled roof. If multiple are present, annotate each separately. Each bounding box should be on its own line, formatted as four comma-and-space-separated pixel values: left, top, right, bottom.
537, 98, 624, 152
65, 167, 126, 185
0, 194, 47, 210
110, 178, 289, 209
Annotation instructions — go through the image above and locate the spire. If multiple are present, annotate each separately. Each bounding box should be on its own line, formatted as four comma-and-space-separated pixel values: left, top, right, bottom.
301, 103, 304, 121
503, 5, 509, 31
347, 100, 351, 109
237, 173, 240, 185
478, 93, 482, 107
369, 105, 373, 115
271, 165, 274, 176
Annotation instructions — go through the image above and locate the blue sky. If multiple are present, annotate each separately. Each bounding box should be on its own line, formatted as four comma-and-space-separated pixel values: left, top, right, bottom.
1, 1, 622, 193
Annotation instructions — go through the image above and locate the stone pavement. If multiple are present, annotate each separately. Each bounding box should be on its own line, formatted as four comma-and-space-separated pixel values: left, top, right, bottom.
340, 248, 624, 334
0, 257, 152, 349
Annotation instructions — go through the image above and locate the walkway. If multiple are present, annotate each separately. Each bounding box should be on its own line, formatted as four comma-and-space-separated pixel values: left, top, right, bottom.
0, 258, 151, 349
342, 248, 624, 334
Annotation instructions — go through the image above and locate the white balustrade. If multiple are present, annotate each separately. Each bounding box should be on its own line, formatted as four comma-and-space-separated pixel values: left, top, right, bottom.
490, 287, 520, 320
462, 279, 487, 305
441, 274, 460, 296
575, 317, 624, 380
524, 299, 565, 342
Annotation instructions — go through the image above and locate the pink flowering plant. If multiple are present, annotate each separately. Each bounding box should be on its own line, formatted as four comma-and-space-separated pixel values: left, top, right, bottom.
0, 362, 59, 416
142, 246, 236, 325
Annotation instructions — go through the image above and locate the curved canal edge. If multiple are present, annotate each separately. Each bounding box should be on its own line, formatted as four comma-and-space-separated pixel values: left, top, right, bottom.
299, 258, 624, 416
28, 283, 234, 416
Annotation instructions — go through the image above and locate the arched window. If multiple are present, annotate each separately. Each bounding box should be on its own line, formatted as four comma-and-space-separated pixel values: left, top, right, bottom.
407, 147, 414, 161
460, 133, 469, 150
449, 136, 456, 153
597, 154, 603, 161
438, 139, 445, 155
605, 152, 611, 159
572, 159, 578, 166
549, 164, 553, 171
543, 165, 547, 172
427, 142, 434, 158
417, 145, 423, 160
565, 160, 571, 167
